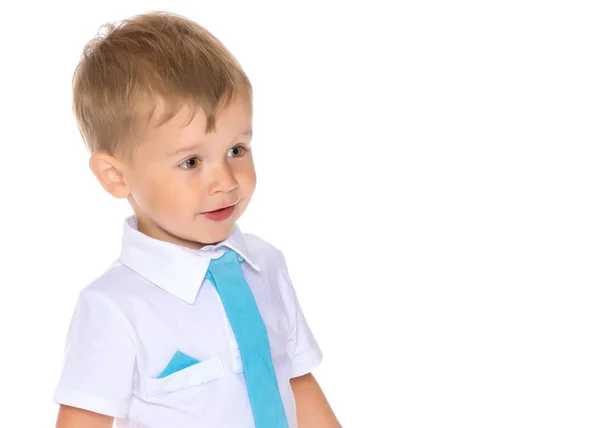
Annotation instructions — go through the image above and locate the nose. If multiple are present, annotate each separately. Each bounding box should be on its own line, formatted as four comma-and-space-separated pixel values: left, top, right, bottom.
207, 161, 239, 195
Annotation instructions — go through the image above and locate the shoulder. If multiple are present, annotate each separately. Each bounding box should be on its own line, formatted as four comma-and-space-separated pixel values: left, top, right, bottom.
84, 260, 148, 293
77, 260, 154, 317
240, 232, 299, 300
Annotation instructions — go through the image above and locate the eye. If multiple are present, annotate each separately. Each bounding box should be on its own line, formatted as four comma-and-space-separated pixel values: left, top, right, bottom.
180, 157, 201, 169
228, 145, 247, 158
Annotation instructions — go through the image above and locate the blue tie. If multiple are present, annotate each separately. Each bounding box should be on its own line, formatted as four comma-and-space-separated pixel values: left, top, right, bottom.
205, 250, 289, 428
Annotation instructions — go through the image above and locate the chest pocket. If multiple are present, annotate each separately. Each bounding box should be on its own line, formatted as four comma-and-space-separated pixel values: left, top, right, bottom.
144, 355, 224, 396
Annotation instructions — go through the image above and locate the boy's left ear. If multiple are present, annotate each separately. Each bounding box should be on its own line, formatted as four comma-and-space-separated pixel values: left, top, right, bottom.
89, 153, 131, 199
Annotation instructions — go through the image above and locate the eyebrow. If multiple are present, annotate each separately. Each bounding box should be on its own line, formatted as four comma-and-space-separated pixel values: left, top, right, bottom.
169, 129, 253, 157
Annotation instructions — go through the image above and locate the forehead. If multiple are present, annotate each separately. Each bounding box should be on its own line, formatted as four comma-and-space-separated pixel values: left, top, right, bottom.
141, 96, 253, 153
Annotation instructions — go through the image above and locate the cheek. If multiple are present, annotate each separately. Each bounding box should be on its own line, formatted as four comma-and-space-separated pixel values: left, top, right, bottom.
139, 173, 181, 208
238, 160, 257, 190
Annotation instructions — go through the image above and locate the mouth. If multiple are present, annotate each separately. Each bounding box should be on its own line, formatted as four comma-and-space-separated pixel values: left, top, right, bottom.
201, 202, 238, 222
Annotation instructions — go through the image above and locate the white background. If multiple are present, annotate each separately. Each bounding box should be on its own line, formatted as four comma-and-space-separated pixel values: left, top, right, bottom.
0, 1, 598, 427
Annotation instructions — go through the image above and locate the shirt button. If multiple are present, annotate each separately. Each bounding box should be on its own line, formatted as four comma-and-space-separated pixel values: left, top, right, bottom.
238, 255, 244, 262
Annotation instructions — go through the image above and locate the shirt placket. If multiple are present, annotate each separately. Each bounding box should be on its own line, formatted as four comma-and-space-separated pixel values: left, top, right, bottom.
216, 290, 244, 374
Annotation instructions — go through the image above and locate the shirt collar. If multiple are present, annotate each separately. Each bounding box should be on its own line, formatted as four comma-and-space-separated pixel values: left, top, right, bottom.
119, 216, 261, 304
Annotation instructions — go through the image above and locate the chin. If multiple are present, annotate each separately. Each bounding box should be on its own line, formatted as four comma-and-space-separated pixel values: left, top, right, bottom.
198, 227, 234, 246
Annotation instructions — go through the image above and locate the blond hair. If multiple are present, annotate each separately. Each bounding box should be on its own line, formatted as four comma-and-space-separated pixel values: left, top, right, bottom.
73, 11, 252, 156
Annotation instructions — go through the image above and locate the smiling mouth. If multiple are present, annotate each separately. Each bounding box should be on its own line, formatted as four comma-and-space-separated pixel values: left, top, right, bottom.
201, 204, 236, 222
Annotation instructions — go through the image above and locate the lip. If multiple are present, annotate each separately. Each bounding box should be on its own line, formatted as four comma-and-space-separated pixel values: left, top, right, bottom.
203, 201, 238, 213
201, 202, 238, 222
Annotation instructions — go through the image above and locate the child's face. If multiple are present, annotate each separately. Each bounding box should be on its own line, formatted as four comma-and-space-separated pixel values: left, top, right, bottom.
122, 95, 255, 248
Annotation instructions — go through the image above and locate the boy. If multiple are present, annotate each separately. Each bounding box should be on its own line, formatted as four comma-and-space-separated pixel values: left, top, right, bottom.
54, 11, 340, 428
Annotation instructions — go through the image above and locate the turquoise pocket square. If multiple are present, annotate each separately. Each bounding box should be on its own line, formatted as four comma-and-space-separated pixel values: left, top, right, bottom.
157, 351, 201, 379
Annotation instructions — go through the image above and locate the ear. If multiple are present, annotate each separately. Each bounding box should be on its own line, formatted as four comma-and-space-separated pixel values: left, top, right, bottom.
89, 153, 131, 199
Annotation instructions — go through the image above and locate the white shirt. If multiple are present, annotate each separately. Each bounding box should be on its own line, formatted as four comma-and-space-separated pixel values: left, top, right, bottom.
54, 217, 322, 428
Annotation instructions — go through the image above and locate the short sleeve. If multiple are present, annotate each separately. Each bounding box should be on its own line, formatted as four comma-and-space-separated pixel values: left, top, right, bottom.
53, 290, 136, 417
276, 251, 323, 378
